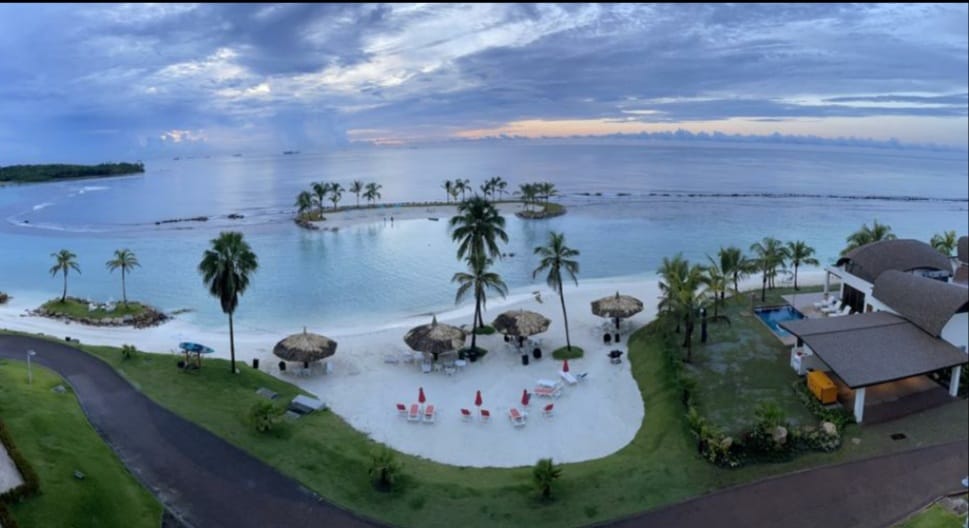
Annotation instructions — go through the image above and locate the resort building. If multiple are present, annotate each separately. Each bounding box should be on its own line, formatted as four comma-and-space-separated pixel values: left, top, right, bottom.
781, 238, 968, 424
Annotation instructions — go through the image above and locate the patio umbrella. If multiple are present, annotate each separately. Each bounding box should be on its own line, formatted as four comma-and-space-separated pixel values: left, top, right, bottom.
591, 292, 644, 321
474, 390, 483, 407
404, 316, 466, 362
418, 387, 426, 404
492, 309, 551, 337
562, 359, 570, 373
521, 389, 530, 407
273, 327, 338, 363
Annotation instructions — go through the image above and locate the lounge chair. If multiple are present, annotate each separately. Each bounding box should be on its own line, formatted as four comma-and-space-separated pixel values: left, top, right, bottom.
400, 350, 415, 364
508, 407, 527, 427
576, 372, 589, 382
396, 403, 408, 417
460, 408, 472, 421
830, 305, 852, 317
813, 297, 836, 310
421, 361, 432, 374
559, 370, 577, 385
821, 302, 842, 315
534, 384, 562, 398
384, 354, 400, 364
423, 404, 436, 424
542, 403, 554, 418
480, 409, 491, 422
408, 403, 421, 422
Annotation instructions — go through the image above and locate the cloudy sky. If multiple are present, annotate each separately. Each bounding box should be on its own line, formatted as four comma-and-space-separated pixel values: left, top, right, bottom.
1, 3, 966, 162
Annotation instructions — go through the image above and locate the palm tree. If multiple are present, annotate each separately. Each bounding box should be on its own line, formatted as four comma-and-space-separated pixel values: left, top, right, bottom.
456, 178, 470, 201
449, 196, 508, 261
669, 264, 707, 362
533, 232, 580, 352
930, 230, 958, 256
785, 240, 819, 290
311, 181, 330, 213
349, 180, 364, 208
494, 177, 508, 200
198, 232, 259, 374
295, 190, 313, 217
364, 182, 382, 206
750, 237, 785, 301
532, 458, 562, 499
518, 183, 537, 212
105, 249, 140, 307
843, 220, 895, 255
657, 253, 689, 320
49, 249, 80, 303
442, 179, 453, 203
448, 184, 460, 203
703, 256, 727, 318
452, 254, 508, 351
718, 246, 750, 294
480, 180, 493, 199
329, 183, 344, 209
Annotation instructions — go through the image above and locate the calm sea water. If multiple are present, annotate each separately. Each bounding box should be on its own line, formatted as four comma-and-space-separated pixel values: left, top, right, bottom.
0, 142, 966, 332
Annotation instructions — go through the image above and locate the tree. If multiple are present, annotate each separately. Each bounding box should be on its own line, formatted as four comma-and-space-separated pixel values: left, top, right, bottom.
363, 182, 382, 206
493, 176, 508, 200
49, 249, 80, 303
785, 240, 819, 290
930, 230, 958, 256
311, 181, 329, 213
669, 263, 707, 362
198, 232, 258, 374
442, 179, 453, 203
368, 448, 402, 492
718, 246, 750, 294
480, 180, 493, 199
295, 190, 313, 217
455, 178, 470, 201
533, 232, 580, 352
329, 183, 344, 209
532, 458, 562, 499
518, 183, 537, 212
843, 220, 895, 255
105, 248, 140, 307
750, 237, 785, 301
449, 196, 508, 262
657, 253, 689, 320
349, 180, 364, 208
452, 254, 507, 351
702, 256, 727, 318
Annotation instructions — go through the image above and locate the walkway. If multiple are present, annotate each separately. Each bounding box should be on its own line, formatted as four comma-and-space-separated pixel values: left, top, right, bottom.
2, 335, 966, 528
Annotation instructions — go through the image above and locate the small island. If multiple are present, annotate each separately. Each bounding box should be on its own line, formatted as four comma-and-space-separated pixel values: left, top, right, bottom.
0, 162, 145, 184
35, 297, 169, 328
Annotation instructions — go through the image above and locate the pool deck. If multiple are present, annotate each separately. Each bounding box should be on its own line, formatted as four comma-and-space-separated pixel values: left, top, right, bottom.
782, 292, 830, 319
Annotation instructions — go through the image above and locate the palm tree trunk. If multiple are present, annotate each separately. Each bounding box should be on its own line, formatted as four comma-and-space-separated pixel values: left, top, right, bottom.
62, 270, 68, 302
794, 263, 799, 290
733, 274, 739, 294
228, 311, 236, 373
121, 268, 128, 306
761, 271, 767, 302
684, 319, 694, 362
559, 286, 572, 350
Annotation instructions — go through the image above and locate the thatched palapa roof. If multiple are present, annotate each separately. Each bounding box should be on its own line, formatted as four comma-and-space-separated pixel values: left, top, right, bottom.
273, 328, 338, 362
836, 239, 952, 283
591, 292, 644, 319
404, 316, 466, 356
492, 310, 550, 337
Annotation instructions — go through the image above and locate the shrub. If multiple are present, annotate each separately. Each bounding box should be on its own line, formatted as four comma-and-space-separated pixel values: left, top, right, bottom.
551, 346, 584, 360
686, 406, 740, 468
248, 401, 284, 433
369, 448, 402, 492
473, 325, 496, 335
0, 291, 9, 304
121, 344, 137, 360
791, 381, 854, 429
744, 402, 792, 457
532, 458, 562, 499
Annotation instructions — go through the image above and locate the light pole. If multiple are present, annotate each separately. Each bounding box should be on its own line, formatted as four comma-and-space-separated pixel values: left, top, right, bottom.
26, 350, 36, 385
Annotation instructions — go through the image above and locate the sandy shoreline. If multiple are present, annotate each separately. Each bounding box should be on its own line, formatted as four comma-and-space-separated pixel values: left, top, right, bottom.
303, 201, 527, 231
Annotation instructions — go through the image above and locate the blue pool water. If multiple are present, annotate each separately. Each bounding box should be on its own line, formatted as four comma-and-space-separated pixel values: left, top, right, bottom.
754, 306, 805, 337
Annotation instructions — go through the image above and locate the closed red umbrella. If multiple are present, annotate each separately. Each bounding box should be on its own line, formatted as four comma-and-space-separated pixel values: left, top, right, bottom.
474, 390, 482, 407
521, 389, 530, 407
562, 359, 570, 372
418, 387, 426, 404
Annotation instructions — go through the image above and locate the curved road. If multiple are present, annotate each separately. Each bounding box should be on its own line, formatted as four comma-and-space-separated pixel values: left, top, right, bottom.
2, 335, 966, 528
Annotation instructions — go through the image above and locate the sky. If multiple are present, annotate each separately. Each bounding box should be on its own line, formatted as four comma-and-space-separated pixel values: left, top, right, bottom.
0, 3, 967, 162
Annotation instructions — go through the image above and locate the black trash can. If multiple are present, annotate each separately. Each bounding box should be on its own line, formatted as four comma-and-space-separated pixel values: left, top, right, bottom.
532, 348, 542, 360
252, 358, 260, 369
614, 333, 621, 343
521, 354, 530, 366
278, 361, 286, 371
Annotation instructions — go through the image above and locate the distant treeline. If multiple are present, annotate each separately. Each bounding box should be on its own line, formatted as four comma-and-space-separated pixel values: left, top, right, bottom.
0, 162, 145, 183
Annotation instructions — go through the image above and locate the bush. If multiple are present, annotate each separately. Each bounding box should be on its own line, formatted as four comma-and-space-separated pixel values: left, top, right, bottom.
248, 401, 284, 433
458, 346, 488, 361
369, 448, 402, 492
473, 325, 496, 335
744, 402, 793, 457
551, 346, 584, 360
121, 344, 137, 360
532, 458, 562, 499
0, 291, 9, 304
791, 381, 854, 429
686, 406, 740, 468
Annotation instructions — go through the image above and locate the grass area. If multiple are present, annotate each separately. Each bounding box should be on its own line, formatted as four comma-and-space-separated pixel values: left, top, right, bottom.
0, 360, 161, 527
551, 346, 584, 360
473, 325, 496, 335
895, 496, 967, 528
40, 297, 152, 321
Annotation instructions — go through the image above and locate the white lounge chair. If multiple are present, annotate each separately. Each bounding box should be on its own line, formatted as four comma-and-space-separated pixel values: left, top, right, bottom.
423, 404, 436, 424
821, 302, 843, 314
559, 370, 577, 385
508, 407, 527, 427
407, 404, 421, 422
813, 297, 837, 310
830, 305, 852, 317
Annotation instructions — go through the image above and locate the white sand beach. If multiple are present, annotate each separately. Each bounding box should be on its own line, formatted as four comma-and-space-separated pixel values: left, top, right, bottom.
0, 442, 24, 494
304, 201, 526, 231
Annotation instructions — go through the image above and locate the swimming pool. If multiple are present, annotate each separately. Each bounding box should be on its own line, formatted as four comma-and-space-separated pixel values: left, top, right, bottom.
754, 305, 805, 338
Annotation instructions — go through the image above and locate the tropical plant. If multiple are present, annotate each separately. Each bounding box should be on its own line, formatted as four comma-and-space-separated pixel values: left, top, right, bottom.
120, 344, 137, 360
49, 249, 80, 302
930, 230, 958, 256
442, 179, 453, 203
329, 183, 344, 209
538, 182, 557, 204
295, 190, 314, 217
657, 253, 689, 319
533, 232, 580, 352
248, 401, 284, 433
718, 246, 751, 294
480, 180, 493, 199
368, 448, 402, 492
750, 237, 785, 301
449, 196, 508, 261
665, 261, 707, 361
842, 220, 895, 255
363, 182, 382, 206
198, 231, 259, 374
452, 254, 508, 351
493, 176, 508, 200
532, 458, 562, 499
454, 178, 470, 201
349, 180, 364, 208
311, 181, 329, 212
518, 183, 537, 211
105, 248, 140, 306
785, 240, 819, 290
702, 256, 727, 318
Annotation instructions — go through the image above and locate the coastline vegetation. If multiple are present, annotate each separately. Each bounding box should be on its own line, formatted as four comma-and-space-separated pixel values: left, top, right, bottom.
38, 298, 165, 327
0, 162, 144, 184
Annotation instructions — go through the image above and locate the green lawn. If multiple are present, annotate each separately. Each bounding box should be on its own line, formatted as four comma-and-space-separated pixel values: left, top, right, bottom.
0, 360, 161, 527
896, 497, 967, 528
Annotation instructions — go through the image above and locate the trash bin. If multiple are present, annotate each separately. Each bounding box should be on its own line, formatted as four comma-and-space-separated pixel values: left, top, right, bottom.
278, 361, 286, 371
252, 358, 260, 370
532, 348, 542, 360
521, 354, 530, 366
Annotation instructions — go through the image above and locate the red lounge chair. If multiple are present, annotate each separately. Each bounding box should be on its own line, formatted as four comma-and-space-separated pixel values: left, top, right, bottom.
423, 404, 436, 423
396, 403, 407, 417
460, 408, 472, 421
508, 408, 526, 427
543, 403, 554, 418
408, 403, 421, 422
480, 409, 491, 422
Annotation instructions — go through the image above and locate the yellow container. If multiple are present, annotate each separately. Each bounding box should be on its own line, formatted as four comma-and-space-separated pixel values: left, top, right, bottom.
807, 370, 837, 405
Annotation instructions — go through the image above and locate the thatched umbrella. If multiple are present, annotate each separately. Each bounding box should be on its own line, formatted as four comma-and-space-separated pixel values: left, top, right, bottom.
591, 291, 644, 330
273, 327, 338, 365
492, 309, 551, 337
404, 316, 466, 362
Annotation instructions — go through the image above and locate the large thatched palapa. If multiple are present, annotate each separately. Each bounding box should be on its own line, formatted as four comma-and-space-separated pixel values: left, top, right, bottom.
492, 309, 550, 337
591, 291, 644, 319
274, 328, 338, 363
404, 316, 466, 360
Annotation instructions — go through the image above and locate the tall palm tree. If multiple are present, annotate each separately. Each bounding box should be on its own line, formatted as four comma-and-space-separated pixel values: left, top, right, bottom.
657, 253, 689, 319
329, 183, 344, 209
49, 249, 80, 303
667, 263, 707, 362
494, 177, 508, 200
442, 179, 453, 203
541, 182, 557, 204
533, 232, 580, 352
311, 181, 329, 213
843, 220, 895, 255
364, 182, 382, 206
532, 458, 562, 499
703, 256, 727, 318
198, 232, 258, 374
518, 183, 537, 212
456, 178, 471, 201
480, 180, 493, 199
452, 254, 507, 351
930, 230, 958, 256
105, 249, 140, 307
750, 237, 785, 301
295, 190, 313, 217
349, 180, 365, 208
785, 240, 819, 290
718, 246, 750, 294
449, 196, 508, 261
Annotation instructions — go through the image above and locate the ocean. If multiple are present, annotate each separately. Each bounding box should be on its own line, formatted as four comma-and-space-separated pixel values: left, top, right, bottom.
1, 142, 966, 333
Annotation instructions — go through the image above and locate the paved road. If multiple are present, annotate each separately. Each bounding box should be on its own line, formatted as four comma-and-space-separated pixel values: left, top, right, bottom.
3, 335, 966, 528
0, 335, 380, 528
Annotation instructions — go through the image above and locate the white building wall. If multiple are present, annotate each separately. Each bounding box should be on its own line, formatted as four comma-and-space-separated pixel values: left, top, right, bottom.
940, 313, 968, 351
